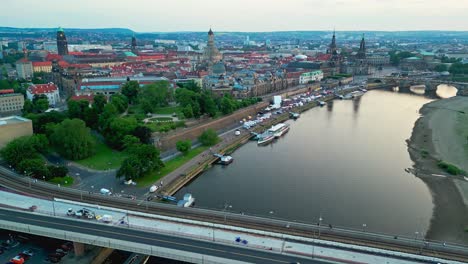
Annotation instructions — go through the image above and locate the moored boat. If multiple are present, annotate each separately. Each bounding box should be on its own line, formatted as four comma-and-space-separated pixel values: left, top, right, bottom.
257, 133, 275, 145
269, 123, 290, 138
290, 112, 300, 119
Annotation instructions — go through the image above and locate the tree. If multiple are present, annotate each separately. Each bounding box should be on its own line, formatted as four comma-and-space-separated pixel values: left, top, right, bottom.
122, 135, 140, 150
50, 119, 96, 160
67, 99, 89, 119
117, 156, 143, 180
199, 129, 220, 146
200, 91, 217, 117
18, 159, 50, 180
22, 99, 34, 114
117, 144, 164, 180
132, 126, 152, 144
92, 94, 107, 114
121, 81, 140, 104
83, 107, 99, 129
0, 135, 49, 168
220, 96, 235, 115
434, 64, 448, 72
25, 111, 66, 134
110, 94, 128, 113
35, 98, 49, 113
182, 104, 194, 118
176, 140, 191, 155
98, 103, 118, 130
139, 81, 171, 109
178, 81, 201, 93
103, 117, 138, 149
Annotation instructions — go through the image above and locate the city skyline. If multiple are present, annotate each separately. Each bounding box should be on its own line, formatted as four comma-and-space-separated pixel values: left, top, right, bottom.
1, 0, 467, 32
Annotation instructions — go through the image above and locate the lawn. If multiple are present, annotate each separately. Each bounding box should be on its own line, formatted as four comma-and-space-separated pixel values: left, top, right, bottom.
154, 106, 182, 115
149, 117, 174, 122
48, 176, 74, 186
137, 146, 208, 186
75, 140, 128, 170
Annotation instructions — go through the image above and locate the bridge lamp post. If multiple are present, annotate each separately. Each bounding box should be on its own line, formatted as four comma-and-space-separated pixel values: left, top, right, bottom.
223, 203, 232, 223
362, 223, 367, 232
24, 171, 32, 188
318, 215, 323, 238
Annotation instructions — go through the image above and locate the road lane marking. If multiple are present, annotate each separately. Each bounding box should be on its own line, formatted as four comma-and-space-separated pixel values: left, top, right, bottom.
16, 216, 289, 263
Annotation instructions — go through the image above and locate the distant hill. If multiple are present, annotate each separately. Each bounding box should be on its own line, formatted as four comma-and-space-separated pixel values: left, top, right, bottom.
0, 27, 134, 34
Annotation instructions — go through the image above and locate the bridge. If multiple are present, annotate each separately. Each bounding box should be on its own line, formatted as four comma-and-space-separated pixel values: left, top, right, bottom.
368, 76, 468, 96
1, 166, 468, 263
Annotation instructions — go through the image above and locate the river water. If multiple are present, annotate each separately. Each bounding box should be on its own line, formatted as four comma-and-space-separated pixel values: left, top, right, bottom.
177, 87, 456, 237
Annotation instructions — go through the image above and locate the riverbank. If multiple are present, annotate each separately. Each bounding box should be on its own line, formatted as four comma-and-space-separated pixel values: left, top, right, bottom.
408, 96, 468, 244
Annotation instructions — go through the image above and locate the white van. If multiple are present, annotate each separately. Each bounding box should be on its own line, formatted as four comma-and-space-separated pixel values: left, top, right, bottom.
100, 188, 111, 195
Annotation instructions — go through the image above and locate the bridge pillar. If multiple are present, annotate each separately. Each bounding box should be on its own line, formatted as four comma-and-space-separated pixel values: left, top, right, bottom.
457, 84, 468, 96
73, 242, 85, 256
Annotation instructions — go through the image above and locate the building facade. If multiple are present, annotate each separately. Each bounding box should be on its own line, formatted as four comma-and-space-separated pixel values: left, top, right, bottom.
0, 93, 24, 114
0, 116, 33, 148
16, 60, 33, 79
27, 83, 60, 106
299, 70, 324, 84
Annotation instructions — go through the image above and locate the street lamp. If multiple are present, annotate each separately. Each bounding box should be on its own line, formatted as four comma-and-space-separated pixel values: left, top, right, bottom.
362, 223, 367, 232
318, 214, 323, 238
23, 171, 33, 188
223, 202, 232, 223
269, 210, 274, 219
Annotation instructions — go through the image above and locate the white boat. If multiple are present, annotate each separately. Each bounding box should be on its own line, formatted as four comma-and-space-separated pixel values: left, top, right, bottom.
258, 133, 275, 145
177, 193, 195, 207
220, 155, 233, 165
268, 123, 290, 138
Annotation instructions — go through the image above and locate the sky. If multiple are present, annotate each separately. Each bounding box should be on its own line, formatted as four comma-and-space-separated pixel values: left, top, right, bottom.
1, 0, 467, 32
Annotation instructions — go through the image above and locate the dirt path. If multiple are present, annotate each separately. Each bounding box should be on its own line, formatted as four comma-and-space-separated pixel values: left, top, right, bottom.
408, 96, 468, 244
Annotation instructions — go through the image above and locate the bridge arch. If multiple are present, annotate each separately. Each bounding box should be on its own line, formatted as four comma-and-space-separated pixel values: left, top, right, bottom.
435, 83, 457, 98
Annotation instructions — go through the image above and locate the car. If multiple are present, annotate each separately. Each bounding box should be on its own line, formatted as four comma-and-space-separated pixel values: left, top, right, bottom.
234, 130, 241, 136
75, 208, 95, 219
66, 208, 75, 216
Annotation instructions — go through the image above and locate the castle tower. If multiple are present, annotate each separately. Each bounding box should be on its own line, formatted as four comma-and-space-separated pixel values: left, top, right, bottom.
56, 27, 69, 56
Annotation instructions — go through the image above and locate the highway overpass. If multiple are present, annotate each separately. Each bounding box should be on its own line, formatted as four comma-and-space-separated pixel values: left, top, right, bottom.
0, 166, 468, 263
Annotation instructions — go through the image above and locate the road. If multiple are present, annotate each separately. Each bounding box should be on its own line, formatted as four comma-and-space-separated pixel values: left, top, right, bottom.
0, 208, 324, 264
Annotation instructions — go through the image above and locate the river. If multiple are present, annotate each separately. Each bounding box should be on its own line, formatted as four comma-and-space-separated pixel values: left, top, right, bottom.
177, 86, 456, 237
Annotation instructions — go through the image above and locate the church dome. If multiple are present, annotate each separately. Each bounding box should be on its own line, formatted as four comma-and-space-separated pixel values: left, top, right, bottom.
212, 62, 226, 75
295, 54, 308, 60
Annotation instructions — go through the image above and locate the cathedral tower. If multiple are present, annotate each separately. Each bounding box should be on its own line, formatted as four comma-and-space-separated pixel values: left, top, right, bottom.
56, 27, 69, 56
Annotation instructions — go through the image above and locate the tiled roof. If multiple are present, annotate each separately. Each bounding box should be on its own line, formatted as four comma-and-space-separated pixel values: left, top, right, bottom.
28, 83, 58, 94
32, 61, 52, 67
0, 89, 15, 94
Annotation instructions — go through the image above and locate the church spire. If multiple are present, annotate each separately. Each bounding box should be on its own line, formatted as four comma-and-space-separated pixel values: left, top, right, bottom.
131, 34, 137, 53
357, 33, 366, 59
327, 29, 338, 57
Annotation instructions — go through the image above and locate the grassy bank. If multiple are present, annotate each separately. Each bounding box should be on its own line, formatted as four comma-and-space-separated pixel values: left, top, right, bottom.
138, 146, 208, 186
48, 176, 74, 186
75, 140, 127, 170
437, 161, 467, 175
